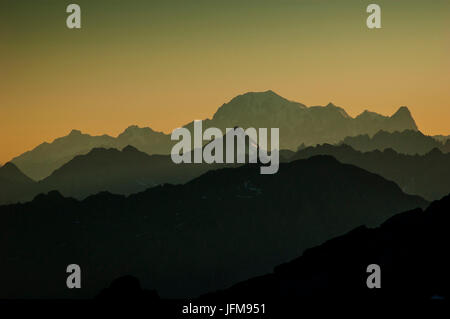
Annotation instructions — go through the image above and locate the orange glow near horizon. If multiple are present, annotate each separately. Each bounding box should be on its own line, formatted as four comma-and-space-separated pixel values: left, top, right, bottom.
1, 0, 449, 164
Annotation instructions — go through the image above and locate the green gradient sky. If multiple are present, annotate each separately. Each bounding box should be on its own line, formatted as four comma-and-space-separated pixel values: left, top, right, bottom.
1, 0, 449, 164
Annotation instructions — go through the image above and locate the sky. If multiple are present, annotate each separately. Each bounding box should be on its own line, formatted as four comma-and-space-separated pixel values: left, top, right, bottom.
1, 0, 449, 164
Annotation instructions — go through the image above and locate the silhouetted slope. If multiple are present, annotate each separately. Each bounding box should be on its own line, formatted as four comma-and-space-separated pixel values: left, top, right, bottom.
353, 106, 418, 134
11, 91, 418, 180
11, 129, 117, 180
1, 131, 263, 204
0, 162, 34, 184
0, 156, 426, 299
96, 275, 160, 302
0, 162, 37, 204
11, 127, 171, 181
292, 144, 450, 201
116, 125, 172, 154
203, 194, 450, 301
342, 129, 444, 155
38, 145, 220, 199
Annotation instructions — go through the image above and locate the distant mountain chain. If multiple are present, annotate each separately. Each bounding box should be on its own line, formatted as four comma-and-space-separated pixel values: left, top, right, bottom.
0, 133, 255, 205
3, 138, 450, 205
2, 90, 449, 301
0, 156, 426, 298
11, 90, 423, 181
342, 129, 450, 155
292, 144, 450, 201
11, 126, 172, 181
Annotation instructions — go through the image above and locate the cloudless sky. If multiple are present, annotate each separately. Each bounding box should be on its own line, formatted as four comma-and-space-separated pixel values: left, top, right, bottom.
1, 0, 449, 164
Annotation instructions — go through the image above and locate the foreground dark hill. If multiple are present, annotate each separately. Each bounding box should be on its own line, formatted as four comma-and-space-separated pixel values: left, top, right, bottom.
292, 144, 450, 201
11, 91, 418, 180
0, 162, 36, 205
0, 156, 426, 299
342, 129, 446, 155
203, 193, 450, 302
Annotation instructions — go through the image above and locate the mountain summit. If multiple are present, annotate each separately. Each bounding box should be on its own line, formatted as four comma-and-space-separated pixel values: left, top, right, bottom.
389, 106, 417, 130
11, 91, 419, 180
194, 91, 418, 150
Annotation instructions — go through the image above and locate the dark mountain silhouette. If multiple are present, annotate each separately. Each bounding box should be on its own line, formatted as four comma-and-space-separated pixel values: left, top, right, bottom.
93, 194, 450, 313
291, 144, 450, 201
0, 162, 34, 184
0, 156, 426, 299
37, 145, 222, 200
342, 129, 445, 155
1, 129, 259, 204
11, 91, 418, 180
96, 275, 160, 302
11, 128, 172, 181
0, 162, 37, 205
201, 193, 450, 302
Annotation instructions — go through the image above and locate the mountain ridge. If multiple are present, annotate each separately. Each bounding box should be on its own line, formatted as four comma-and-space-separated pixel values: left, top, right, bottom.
0, 155, 427, 298
11, 90, 418, 180
292, 143, 450, 201
342, 129, 446, 155
199, 193, 450, 301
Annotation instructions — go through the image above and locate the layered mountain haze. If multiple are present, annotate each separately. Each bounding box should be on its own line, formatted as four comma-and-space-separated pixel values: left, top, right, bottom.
116, 125, 172, 154
11, 91, 418, 181
342, 129, 446, 155
5, 135, 446, 206
37, 146, 219, 200
0, 156, 427, 298
39, 127, 271, 200
11, 127, 172, 181
2, 0, 449, 305
0, 130, 264, 204
184, 91, 418, 150
293, 144, 450, 201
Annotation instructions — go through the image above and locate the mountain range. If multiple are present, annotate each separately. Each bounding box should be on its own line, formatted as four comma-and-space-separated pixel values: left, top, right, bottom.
36, 146, 224, 200
342, 129, 448, 155
11, 127, 172, 181
292, 144, 450, 201
200, 193, 450, 302
192, 92, 417, 149
4, 135, 450, 206
0, 130, 259, 204
11, 90, 419, 181
97, 193, 450, 307
0, 156, 426, 299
